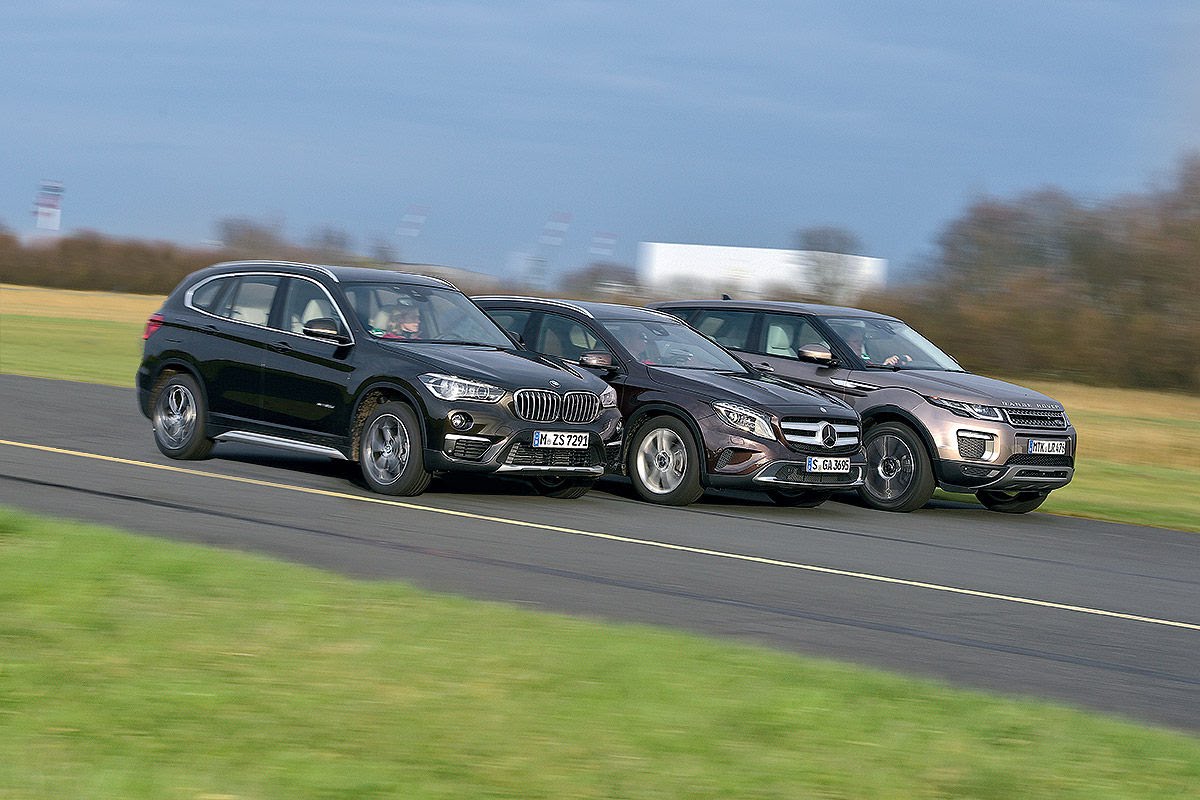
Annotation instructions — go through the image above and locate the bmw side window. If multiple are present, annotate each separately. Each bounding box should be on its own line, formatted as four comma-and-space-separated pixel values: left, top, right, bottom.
188, 277, 228, 312
281, 278, 338, 334
220, 276, 281, 326
689, 310, 755, 350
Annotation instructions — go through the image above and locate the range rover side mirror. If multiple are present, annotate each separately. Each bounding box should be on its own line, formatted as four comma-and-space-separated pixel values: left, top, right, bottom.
798, 344, 836, 366
579, 351, 617, 371
303, 317, 352, 345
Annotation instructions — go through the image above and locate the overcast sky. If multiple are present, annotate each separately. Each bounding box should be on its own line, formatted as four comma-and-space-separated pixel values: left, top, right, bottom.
4, 1, 1198, 281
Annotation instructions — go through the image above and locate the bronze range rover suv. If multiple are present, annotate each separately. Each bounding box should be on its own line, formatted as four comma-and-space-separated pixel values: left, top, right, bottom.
652, 300, 1076, 514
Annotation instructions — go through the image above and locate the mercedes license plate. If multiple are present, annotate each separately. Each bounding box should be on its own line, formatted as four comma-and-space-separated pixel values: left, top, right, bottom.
806, 456, 851, 473
533, 431, 589, 449
1028, 439, 1067, 455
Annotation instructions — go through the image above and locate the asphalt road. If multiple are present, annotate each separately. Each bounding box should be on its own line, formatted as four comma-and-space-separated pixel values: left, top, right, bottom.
2, 374, 1197, 732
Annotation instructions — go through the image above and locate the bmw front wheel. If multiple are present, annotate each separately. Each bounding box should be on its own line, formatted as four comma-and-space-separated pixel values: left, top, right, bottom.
359, 402, 431, 496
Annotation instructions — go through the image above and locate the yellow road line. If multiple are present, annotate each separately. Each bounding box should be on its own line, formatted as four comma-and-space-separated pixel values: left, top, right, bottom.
3, 437, 1198, 633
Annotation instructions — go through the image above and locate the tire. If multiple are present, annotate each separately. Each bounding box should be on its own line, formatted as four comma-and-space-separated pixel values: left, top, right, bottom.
858, 421, 935, 513
531, 476, 597, 500
977, 489, 1049, 514
358, 402, 432, 496
151, 373, 213, 460
767, 489, 831, 508
627, 416, 704, 506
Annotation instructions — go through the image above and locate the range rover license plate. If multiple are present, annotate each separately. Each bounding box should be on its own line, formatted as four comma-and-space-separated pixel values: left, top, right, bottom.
533, 431, 589, 449
806, 456, 851, 473
1028, 439, 1067, 455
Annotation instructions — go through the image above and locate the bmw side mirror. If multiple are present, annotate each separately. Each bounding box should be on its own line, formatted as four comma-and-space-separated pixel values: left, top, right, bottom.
798, 344, 835, 365
303, 317, 351, 344
506, 329, 526, 347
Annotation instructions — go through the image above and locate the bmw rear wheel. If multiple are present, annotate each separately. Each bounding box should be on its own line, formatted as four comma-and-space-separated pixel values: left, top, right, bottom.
151, 373, 213, 460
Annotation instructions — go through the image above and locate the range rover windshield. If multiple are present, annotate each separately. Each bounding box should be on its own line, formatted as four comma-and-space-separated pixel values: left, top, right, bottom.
823, 316, 961, 371
345, 283, 513, 348
601, 319, 746, 371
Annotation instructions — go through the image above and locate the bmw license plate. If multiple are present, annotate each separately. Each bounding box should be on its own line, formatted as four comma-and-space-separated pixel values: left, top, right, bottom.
806, 456, 850, 473
533, 431, 589, 449
1028, 439, 1067, 455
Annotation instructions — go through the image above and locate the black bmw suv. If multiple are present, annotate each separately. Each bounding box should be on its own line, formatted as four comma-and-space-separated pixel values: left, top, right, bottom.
137, 261, 621, 498
475, 296, 865, 507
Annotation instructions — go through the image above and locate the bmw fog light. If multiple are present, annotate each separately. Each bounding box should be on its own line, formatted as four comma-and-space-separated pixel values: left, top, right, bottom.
449, 411, 474, 431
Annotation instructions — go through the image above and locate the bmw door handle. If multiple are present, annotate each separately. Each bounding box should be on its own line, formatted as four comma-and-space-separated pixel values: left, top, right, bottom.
268, 341, 293, 353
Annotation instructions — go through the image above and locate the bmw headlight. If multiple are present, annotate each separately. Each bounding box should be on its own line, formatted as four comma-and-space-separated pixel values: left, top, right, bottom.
927, 396, 1003, 421
600, 385, 617, 408
713, 401, 775, 439
419, 373, 505, 403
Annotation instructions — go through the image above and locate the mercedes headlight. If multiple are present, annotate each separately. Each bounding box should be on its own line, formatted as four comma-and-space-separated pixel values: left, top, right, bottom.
600, 385, 617, 408
419, 373, 505, 403
713, 401, 775, 439
927, 396, 1003, 421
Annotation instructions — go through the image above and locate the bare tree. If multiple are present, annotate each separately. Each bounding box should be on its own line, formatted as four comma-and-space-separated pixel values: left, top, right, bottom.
796, 226, 864, 304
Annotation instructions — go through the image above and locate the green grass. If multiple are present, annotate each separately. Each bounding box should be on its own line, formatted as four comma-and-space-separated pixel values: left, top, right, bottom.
2, 507, 1197, 799
0, 314, 143, 387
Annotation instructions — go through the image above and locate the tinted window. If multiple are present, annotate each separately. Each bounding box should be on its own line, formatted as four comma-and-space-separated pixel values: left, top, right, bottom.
189, 276, 229, 312
343, 282, 512, 347
600, 319, 745, 370
535, 313, 609, 361
760, 313, 830, 359
824, 316, 961, 371
214, 276, 281, 326
488, 309, 533, 339
281, 278, 339, 334
689, 309, 755, 350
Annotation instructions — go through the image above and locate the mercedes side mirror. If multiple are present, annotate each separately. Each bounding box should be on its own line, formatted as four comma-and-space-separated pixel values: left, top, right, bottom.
579, 351, 617, 371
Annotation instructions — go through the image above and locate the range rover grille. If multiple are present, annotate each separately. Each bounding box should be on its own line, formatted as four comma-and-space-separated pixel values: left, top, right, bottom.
512, 389, 601, 424
1005, 453, 1074, 467
1003, 408, 1068, 429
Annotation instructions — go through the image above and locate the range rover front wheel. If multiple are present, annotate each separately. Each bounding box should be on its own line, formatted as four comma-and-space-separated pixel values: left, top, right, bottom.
977, 490, 1048, 514
359, 402, 431, 496
858, 422, 935, 513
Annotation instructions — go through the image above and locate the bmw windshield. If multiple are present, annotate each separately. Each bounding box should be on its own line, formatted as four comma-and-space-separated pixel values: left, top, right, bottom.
344, 282, 513, 347
823, 316, 961, 371
600, 319, 747, 371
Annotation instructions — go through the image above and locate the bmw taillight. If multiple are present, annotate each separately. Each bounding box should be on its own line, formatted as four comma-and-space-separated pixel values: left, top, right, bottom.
143, 313, 165, 340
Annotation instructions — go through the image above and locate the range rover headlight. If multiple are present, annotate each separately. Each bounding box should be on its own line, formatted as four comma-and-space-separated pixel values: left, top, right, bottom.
713, 402, 775, 439
419, 373, 505, 403
600, 385, 617, 408
927, 396, 1003, 421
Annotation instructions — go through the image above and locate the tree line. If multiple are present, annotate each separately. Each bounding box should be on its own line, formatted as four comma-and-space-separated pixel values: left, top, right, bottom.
2, 156, 1198, 391
858, 154, 1200, 391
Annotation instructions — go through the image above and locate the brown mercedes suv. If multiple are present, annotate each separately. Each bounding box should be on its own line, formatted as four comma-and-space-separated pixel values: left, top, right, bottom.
652, 300, 1076, 514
